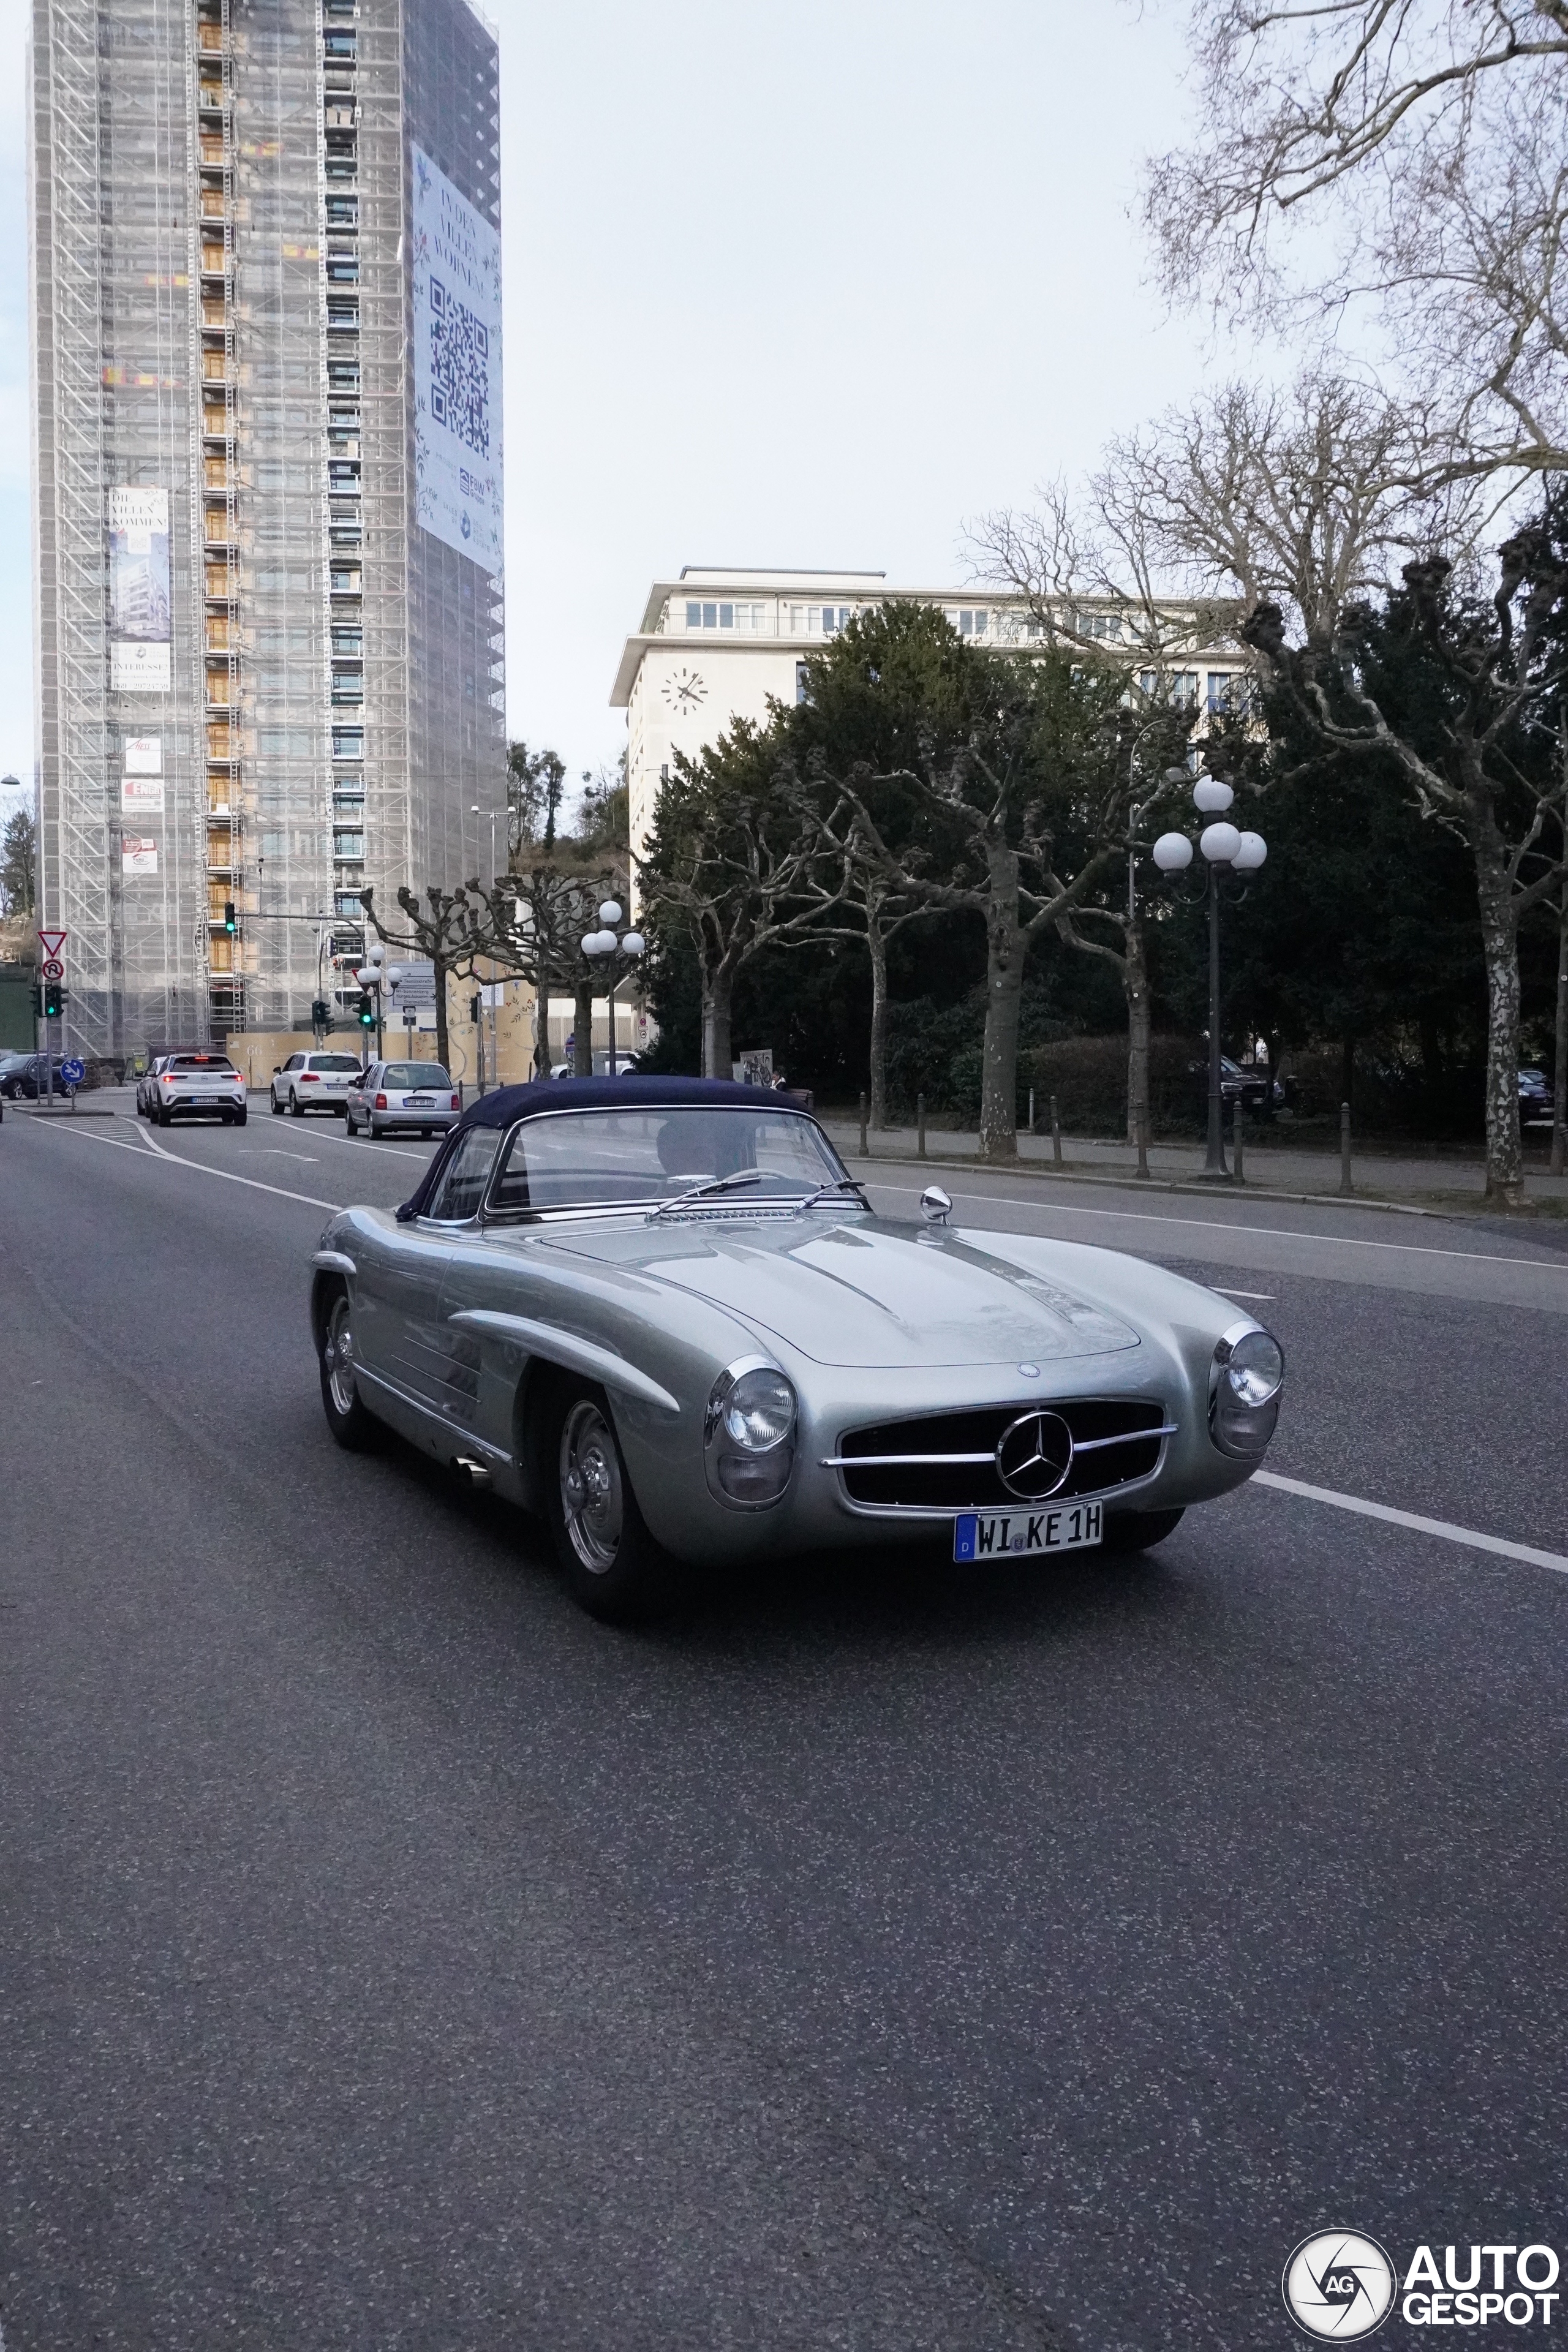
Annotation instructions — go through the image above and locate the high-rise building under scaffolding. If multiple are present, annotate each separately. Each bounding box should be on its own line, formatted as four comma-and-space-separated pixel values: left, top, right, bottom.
29, 0, 506, 1058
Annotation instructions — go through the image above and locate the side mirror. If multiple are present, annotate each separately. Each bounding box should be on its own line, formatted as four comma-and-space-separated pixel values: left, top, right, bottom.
272, 1065, 281, 1075
919, 1185, 952, 1227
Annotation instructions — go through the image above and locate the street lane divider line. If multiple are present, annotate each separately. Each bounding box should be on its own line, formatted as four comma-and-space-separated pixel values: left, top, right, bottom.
40, 1116, 342, 1212
861, 1179, 1568, 1276
1254, 1469, 1568, 1575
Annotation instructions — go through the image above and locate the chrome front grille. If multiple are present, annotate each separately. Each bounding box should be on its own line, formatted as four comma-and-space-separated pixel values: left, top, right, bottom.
828, 1399, 1172, 1512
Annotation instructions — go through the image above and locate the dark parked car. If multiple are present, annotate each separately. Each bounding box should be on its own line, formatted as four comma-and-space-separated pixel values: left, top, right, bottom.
0, 1053, 73, 1100
1520, 1068, 1556, 1128
1189, 1054, 1294, 1120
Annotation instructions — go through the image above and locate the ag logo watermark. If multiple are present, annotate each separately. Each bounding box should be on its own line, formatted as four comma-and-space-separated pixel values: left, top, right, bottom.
1283, 2231, 1397, 2339
1283, 2235, 1563, 2335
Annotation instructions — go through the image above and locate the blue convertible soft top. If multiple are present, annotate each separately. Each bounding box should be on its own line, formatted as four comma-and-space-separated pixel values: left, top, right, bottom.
396, 1074, 790, 1220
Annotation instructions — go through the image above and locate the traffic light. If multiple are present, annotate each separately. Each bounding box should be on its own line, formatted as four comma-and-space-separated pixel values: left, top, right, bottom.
29, 984, 41, 1017
310, 997, 331, 1029
223, 899, 237, 935
42, 981, 66, 1019
358, 995, 375, 1028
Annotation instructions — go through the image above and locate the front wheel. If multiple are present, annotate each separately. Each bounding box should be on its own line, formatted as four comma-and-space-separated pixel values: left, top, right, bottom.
1101, 1506, 1185, 1555
546, 1387, 677, 1622
318, 1289, 380, 1450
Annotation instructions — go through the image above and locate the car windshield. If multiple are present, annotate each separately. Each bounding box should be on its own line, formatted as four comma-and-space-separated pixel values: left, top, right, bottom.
488, 1106, 850, 1217
383, 1063, 448, 1087
310, 1054, 362, 1072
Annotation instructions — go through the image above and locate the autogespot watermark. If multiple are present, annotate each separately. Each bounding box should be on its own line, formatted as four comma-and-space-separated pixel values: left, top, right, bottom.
1283, 2234, 1564, 2337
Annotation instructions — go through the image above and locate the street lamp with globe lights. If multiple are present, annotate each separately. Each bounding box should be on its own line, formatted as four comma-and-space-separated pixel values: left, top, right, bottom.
579, 899, 645, 1076
1152, 774, 1267, 1182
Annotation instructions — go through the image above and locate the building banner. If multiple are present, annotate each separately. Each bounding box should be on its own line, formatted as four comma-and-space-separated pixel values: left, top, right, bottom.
410, 145, 503, 572
121, 834, 159, 875
124, 734, 162, 774
121, 777, 165, 816
108, 488, 172, 692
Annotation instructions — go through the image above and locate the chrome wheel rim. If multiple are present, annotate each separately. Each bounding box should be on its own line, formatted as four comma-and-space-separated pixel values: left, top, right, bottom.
559, 1400, 623, 1575
324, 1295, 358, 1417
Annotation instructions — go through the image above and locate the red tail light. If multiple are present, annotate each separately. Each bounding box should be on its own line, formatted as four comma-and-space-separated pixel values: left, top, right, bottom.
450, 1093, 459, 1109
301, 1072, 319, 1082
375, 1093, 387, 1109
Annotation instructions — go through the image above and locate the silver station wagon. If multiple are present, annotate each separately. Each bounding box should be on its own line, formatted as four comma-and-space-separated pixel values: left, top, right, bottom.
310, 1078, 1284, 1621
345, 1058, 460, 1139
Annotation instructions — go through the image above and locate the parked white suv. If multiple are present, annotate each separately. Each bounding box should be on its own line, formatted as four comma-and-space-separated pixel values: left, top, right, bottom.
270, 1050, 364, 1117
345, 1058, 459, 1138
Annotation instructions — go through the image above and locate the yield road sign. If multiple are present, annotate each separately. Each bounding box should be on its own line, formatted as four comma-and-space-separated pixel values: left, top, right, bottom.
37, 928, 67, 960
42, 957, 64, 981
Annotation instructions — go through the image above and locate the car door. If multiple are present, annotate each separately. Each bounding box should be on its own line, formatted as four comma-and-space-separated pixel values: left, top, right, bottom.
358, 1125, 503, 1422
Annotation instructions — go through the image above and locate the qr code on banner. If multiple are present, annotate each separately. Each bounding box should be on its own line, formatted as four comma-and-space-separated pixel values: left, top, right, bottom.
428, 276, 490, 458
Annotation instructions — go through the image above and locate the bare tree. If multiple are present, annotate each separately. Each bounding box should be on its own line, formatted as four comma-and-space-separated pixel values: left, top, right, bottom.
358, 881, 483, 1079
788, 792, 926, 1129
1243, 518, 1568, 1202
824, 673, 1131, 1163
470, 861, 611, 1076
636, 723, 842, 1079
1145, 3, 1568, 488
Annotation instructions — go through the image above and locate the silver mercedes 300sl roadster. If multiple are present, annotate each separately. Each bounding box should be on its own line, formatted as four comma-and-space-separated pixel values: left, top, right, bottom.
310, 1077, 1283, 1619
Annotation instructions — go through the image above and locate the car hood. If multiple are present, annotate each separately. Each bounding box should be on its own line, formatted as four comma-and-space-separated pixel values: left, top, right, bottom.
544, 1215, 1140, 1369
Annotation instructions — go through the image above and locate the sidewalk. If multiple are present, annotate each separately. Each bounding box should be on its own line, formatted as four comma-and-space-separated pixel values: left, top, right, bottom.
818, 1117, 1568, 1212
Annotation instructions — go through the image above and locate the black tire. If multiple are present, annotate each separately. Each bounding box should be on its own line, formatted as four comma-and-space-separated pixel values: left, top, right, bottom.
544, 1382, 677, 1623
289, 1090, 305, 1118
270, 1091, 284, 1116
234, 1107, 247, 1126
345, 1108, 358, 1135
156, 1104, 170, 1128
1101, 1506, 1185, 1555
420, 1127, 433, 1140
318, 1286, 380, 1451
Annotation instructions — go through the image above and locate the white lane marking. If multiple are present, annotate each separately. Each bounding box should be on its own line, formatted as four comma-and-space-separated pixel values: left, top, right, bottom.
318, 1130, 433, 1163
129, 1123, 342, 1212
239, 1150, 320, 1163
1254, 1469, 1568, 1575
861, 1178, 1568, 1275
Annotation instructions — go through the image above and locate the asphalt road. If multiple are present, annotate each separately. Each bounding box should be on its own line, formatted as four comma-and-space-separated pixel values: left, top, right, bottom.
3, 1095, 1567, 2350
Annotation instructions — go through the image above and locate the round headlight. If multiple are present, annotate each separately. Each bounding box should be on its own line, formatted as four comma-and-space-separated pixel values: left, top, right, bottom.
722, 1367, 796, 1452
1225, 1328, 1284, 1408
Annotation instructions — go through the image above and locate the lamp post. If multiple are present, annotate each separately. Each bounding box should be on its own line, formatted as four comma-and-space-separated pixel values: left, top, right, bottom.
1153, 777, 1267, 1182
580, 898, 645, 1074
471, 802, 501, 878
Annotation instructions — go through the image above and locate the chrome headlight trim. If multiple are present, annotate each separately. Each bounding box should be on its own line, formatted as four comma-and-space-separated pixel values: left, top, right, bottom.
704, 1356, 797, 1511
1209, 1320, 1284, 1457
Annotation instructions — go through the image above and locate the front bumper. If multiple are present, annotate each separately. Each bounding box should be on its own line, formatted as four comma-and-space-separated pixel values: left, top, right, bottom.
617, 1349, 1265, 1569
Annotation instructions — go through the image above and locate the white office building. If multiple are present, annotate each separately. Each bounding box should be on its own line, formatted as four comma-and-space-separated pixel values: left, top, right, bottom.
611, 567, 1247, 887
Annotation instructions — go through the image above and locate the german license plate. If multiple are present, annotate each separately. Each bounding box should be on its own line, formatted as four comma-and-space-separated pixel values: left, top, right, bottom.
954, 1501, 1103, 1561
407, 1095, 433, 1106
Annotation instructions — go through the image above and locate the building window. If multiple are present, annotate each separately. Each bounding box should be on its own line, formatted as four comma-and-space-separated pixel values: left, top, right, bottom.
334, 891, 363, 916
943, 608, 987, 637
332, 726, 364, 759
333, 831, 365, 859
1077, 611, 1122, 641
1172, 672, 1199, 709
1207, 671, 1250, 715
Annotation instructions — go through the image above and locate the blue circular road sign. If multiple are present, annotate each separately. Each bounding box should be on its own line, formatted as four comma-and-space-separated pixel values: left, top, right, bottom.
60, 1057, 85, 1087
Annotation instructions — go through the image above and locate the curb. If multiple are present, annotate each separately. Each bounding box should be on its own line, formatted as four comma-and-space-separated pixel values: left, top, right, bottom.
11, 1104, 118, 1119
830, 1142, 1444, 1219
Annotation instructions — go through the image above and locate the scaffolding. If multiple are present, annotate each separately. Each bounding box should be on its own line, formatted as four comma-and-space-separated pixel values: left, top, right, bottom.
30, 0, 507, 1057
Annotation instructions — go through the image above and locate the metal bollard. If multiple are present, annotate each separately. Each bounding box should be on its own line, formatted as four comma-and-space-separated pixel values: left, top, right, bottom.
1234, 1099, 1245, 1185
917, 1092, 927, 1159
1339, 1100, 1353, 1196
1135, 1106, 1150, 1181
858, 1091, 868, 1158
1050, 1095, 1063, 1166
1028, 1087, 1036, 1138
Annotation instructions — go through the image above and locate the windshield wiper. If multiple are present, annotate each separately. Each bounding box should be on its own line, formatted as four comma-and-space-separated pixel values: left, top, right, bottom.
790, 1177, 872, 1214
648, 1169, 766, 1220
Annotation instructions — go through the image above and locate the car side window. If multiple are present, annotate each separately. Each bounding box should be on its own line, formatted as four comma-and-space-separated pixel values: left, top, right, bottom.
285, 1054, 303, 1072
424, 1128, 500, 1223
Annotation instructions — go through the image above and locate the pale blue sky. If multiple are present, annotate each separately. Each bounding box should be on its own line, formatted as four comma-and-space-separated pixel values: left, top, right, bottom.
0, 0, 1249, 830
